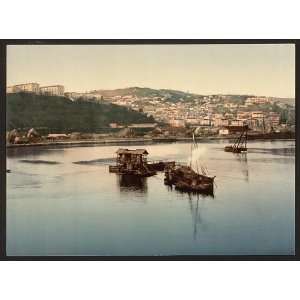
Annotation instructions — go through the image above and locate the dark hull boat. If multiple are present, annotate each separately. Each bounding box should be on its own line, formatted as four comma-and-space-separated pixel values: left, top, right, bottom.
224, 126, 248, 153
164, 165, 215, 195
164, 133, 215, 195
224, 145, 247, 153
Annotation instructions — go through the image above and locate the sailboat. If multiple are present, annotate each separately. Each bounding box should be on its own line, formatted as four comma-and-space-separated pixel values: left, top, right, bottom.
164, 133, 215, 195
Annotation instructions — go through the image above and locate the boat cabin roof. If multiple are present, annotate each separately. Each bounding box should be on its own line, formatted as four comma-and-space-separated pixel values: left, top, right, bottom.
116, 148, 148, 155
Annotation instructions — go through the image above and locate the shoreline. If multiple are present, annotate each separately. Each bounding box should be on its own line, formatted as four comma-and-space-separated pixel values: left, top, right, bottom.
6, 135, 295, 149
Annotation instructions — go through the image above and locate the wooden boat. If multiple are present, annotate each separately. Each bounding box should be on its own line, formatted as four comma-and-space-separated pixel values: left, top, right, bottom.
164, 134, 215, 195
164, 165, 215, 194
109, 148, 175, 177
224, 126, 248, 153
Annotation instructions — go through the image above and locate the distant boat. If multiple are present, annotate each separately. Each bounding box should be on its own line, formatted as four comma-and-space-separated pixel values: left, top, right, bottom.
6, 169, 11, 173
224, 126, 248, 153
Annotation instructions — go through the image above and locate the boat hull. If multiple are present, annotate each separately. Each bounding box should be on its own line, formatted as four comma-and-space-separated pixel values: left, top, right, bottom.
164, 165, 214, 195
224, 145, 247, 153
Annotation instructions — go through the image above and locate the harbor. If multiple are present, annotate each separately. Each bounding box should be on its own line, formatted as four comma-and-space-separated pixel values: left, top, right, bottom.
6, 140, 295, 256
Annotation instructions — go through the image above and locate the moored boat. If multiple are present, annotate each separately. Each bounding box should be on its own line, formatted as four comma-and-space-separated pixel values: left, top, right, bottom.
109, 148, 175, 177
164, 164, 215, 194
224, 145, 247, 153
224, 126, 248, 153
164, 132, 215, 195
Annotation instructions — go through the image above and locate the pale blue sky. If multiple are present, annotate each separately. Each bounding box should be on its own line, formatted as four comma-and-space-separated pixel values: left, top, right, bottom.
7, 44, 295, 98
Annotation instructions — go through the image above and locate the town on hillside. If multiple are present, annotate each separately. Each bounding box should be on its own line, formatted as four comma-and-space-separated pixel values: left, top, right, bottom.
6, 82, 295, 145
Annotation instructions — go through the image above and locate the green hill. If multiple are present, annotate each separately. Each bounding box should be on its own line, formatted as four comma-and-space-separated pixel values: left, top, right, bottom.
6, 93, 155, 133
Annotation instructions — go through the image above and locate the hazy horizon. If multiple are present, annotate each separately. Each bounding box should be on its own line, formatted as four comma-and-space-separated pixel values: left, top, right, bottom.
7, 44, 295, 98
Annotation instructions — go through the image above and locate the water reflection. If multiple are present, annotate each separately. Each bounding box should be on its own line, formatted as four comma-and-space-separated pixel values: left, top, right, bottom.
248, 147, 295, 156
6, 141, 295, 255
117, 174, 148, 193
235, 153, 249, 182
188, 194, 209, 240
7, 146, 65, 158
73, 157, 115, 165
19, 159, 61, 165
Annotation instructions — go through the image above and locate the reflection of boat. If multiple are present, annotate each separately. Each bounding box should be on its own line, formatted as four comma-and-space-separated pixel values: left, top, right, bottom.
235, 153, 249, 182
176, 181, 213, 194
117, 174, 147, 192
224, 126, 248, 153
188, 194, 208, 240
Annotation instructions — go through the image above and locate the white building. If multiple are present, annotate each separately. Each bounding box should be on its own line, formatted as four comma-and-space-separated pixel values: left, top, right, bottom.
11, 82, 40, 94
169, 119, 186, 128
40, 85, 65, 96
245, 97, 270, 106
219, 128, 229, 135
251, 111, 265, 119
213, 118, 229, 127
231, 119, 245, 126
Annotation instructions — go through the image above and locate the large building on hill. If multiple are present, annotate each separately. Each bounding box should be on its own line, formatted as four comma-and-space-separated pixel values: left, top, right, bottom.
7, 82, 40, 94
6, 82, 65, 96
40, 85, 65, 96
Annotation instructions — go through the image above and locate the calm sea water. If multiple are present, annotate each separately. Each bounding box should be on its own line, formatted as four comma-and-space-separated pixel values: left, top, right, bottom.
6, 140, 295, 256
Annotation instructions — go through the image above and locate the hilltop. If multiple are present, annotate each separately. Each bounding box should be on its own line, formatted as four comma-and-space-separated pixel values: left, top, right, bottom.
6, 93, 155, 133
90, 87, 202, 103
89, 87, 294, 105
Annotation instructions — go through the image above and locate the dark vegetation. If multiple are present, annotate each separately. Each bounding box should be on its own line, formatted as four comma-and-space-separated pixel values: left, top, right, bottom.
7, 93, 155, 133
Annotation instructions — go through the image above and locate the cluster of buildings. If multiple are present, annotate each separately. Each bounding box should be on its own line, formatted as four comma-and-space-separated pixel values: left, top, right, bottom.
101, 94, 284, 132
7, 83, 293, 134
7, 82, 65, 97
64, 92, 103, 101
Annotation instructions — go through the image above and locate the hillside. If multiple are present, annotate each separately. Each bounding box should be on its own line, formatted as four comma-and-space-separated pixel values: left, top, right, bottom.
91, 87, 295, 106
271, 97, 295, 107
91, 87, 201, 103
7, 93, 155, 133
